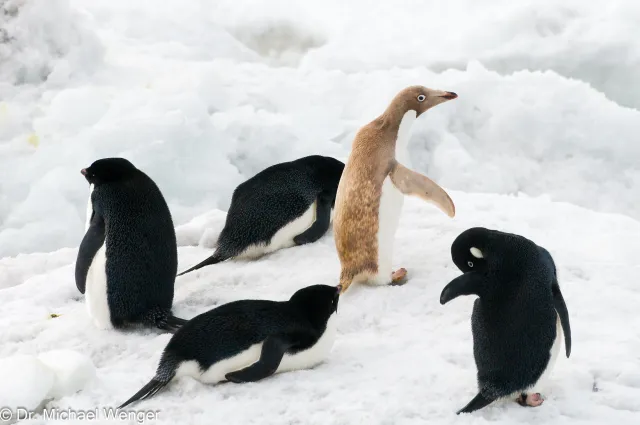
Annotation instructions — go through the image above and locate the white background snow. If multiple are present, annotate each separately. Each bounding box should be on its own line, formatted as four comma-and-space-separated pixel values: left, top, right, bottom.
1, 0, 639, 423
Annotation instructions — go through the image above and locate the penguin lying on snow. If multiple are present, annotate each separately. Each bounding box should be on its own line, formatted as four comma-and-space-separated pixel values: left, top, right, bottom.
118, 284, 341, 408
440, 227, 571, 414
76, 158, 187, 332
177, 155, 344, 276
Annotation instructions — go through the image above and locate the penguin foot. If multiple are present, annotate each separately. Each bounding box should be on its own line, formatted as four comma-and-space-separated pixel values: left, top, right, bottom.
516, 393, 544, 407
390, 268, 408, 286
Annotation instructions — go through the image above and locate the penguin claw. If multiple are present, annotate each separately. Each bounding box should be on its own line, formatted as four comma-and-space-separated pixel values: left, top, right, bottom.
390, 268, 408, 286
516, 393, 544, 407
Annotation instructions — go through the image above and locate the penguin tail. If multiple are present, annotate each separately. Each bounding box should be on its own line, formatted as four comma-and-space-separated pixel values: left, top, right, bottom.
118, 356, 178, 409
456, 392, 496, 414
146, 308, 188, 333
118, 377, 170, 409
161, 314, 189, 333
176, 251, 226, 277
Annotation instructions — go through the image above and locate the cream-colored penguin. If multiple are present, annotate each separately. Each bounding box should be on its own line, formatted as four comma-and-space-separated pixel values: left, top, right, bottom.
334, 85, 457, 294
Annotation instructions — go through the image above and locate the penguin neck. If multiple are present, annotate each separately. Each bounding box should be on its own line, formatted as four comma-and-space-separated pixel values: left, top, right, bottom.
396, 109, 416, 151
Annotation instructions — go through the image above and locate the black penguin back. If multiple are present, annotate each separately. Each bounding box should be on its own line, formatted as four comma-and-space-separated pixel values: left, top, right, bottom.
216, 155, 344, 257
161, 284, 340, 371
92, 166, 178, 325
447, 228, 562, 399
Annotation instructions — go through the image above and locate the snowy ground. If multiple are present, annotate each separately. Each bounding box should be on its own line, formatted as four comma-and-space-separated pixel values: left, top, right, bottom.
2, 193, 640, 424
2, 0, 640, 423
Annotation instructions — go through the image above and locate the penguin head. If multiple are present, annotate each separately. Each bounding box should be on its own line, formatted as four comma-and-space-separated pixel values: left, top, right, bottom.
390, 85, 458, 117
451, 227, 490, 273
81, 158, 138, 185
289, 284, 341, 327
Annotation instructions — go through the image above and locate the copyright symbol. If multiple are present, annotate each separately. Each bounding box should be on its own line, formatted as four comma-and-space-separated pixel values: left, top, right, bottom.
0, 407, 12, 421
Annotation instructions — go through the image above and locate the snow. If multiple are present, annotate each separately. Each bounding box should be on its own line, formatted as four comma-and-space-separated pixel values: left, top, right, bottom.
1, 0, 639, 423
1, 0, 639, 257
38, 350, 96, 398
2, 194, 640, 424
0, 349, 94, 415
0, 354, 55, 411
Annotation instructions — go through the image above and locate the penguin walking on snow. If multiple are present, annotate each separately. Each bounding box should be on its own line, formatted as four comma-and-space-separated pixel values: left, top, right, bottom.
177, 155, 344, 276
117, 284, 341, 408
75, 158, 187, 332
439, 227, 571, 414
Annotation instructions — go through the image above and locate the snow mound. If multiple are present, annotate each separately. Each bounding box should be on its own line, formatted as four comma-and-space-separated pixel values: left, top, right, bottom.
0, 0, 638, 261
0, 0, 103, 88
0, 354, 54, 411
0, 350, 95, 414
38, 350, 96, 398
210, 0, 640, 109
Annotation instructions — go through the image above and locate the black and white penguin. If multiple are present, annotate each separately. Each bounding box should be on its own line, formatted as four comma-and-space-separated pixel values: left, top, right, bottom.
439, 227, 571, 414
117, 284, 341, 408
177, 155, 344, 276
75, 158, 187, 332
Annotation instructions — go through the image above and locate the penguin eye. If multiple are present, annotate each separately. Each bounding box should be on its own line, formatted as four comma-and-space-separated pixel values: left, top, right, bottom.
417, 94, 426, 102
467, 261, 474, 268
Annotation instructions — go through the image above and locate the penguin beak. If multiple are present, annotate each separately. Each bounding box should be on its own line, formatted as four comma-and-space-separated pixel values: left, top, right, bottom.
438, 91, 458, 100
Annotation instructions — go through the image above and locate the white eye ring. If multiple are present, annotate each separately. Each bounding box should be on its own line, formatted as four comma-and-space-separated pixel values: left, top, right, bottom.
467, 261, 474, 268
417, 94, 426, 102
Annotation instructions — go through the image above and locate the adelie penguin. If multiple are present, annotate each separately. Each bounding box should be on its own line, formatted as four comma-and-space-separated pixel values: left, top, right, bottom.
334, 85, 457, 293
75, 158, 187, 332
177, 155, 344, 276
440, 227, 572, 414
117, 284, 341, 408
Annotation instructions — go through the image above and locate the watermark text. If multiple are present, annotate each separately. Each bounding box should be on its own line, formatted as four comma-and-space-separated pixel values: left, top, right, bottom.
0, 407, 160, 423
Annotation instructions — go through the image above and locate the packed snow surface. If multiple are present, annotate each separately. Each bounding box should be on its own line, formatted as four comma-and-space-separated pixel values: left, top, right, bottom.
1, 0, 639, 257
1, 0, 639, 424
2, 194, 640, 424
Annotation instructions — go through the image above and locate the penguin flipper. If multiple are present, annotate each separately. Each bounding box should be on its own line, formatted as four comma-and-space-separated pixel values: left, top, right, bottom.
225, 335, 293, 383
293, 193, 332, 245
75, 211, 105, 294
440, 272, 484, 304
552, 278, 571, 357
456, 392, 496, 415
388, 161, 455, 217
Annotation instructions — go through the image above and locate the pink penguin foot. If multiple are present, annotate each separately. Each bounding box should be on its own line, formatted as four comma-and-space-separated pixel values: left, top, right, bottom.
516, 393, 544, 407
390, 268, 408, 286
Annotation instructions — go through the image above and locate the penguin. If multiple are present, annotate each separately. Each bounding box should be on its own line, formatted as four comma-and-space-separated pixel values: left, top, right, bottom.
177, 155, 344, 276
75, 158, 187, 332
117, 284, 341, 408
439, 227, 572, 414
334, 86, 457, 293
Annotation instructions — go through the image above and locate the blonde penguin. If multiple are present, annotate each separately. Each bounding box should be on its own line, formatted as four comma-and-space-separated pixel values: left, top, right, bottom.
334, 85, 457, 293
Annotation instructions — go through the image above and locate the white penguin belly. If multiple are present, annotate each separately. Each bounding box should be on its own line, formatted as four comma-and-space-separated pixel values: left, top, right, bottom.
369, 176, 404, 286
84, 242, 113, 330
176, 315, 337, 384
277, 314, 337, 373
526, 315, 563, 395
367, 110, 414, 286
238, 201, 329, 259
84, 184, 94, 231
